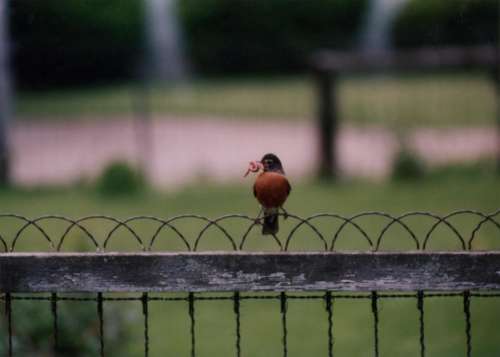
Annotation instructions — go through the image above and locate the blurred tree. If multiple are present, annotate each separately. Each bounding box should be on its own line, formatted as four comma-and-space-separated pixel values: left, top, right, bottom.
9, 0, 144, 88
9, 0, 368, 87
179, 0, 368, 74
392, 0, 498, 48
0, 0, 11, 185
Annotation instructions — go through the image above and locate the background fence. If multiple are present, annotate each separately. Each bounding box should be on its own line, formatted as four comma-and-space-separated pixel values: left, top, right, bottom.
310, 45, 500, 178
1, 210, 500, 356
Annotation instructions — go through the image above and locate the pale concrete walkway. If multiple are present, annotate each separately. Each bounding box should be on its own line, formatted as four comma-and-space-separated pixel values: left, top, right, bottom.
9, 116, 498, 188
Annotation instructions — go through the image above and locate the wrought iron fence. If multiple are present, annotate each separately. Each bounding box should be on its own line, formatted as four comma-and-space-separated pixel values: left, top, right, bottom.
1, 210, 499, 252
1, 210, 500, 357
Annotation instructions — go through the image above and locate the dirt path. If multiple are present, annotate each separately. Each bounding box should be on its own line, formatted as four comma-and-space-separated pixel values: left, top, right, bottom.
9, 116, 498, 188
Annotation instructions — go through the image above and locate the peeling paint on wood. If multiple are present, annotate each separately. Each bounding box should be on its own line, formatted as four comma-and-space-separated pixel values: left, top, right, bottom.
1, 251, 500, 293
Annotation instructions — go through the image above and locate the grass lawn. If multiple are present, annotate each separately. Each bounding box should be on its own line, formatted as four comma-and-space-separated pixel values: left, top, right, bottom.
16, 72, 497, 128
1, 168, 499, 356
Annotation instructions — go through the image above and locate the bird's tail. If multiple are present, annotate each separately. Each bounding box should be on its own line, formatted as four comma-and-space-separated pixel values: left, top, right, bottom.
262, 207, 279, 235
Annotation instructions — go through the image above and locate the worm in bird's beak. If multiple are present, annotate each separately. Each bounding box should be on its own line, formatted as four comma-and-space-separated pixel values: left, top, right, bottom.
244, 161, 263, 177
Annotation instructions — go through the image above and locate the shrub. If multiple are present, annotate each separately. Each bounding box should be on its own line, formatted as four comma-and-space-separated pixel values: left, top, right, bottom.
392, 150, 425, 181
392, 0, 498, 49
0, 300, 129, 356
96, 161, 145, 196
9, 0, 144, 88
179, 0, 368, 74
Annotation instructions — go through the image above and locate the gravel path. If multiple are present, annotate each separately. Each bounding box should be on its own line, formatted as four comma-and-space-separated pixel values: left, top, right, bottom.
9, 116, 498, 188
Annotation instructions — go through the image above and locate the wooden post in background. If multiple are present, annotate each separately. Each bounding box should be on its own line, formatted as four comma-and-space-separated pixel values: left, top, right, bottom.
315, 70, 337, 180
132, 80, 153, 181
0, 0, 11, 186
310, 46, 499, 178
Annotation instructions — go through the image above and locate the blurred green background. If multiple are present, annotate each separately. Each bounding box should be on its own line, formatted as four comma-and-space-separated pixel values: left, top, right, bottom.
8, 0, 498, 88
1, 0, 500, 355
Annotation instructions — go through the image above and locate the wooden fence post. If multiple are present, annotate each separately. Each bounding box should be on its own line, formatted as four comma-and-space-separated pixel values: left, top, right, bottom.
315, 69, 338, 180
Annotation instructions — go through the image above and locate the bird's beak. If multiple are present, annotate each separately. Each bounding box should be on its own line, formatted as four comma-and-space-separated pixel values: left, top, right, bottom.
244, 160, 262, 177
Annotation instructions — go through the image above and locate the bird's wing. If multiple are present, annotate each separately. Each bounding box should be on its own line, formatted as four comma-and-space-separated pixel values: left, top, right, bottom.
286, 178, 292, 196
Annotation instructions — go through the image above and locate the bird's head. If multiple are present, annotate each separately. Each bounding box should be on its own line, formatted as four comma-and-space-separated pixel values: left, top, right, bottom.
244, 153, 285, 177
260, 153, 284, 173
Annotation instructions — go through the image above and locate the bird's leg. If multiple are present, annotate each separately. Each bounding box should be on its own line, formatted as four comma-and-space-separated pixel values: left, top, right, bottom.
280, 207, 289, 220
254, 207, 264, 225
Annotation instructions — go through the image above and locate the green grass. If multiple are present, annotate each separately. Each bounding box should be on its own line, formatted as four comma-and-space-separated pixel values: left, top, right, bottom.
16, 72, 497, 128
1, 170, 499, 356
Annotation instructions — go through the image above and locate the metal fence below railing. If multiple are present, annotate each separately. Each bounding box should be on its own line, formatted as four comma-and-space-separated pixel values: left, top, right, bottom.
1, 211, 500, 357
3, 290, 500, 357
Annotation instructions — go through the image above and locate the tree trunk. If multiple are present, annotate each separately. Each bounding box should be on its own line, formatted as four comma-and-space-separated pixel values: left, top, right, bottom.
0, 0, 11, 185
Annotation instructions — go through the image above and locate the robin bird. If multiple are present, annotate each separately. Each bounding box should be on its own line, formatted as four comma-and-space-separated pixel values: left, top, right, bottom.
244, 153, 291, 235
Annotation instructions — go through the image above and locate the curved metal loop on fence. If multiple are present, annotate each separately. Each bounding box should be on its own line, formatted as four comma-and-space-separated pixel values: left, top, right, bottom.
422, 212, 469, 250
52, 216, 99, 251
468, 210, 500, 249
282, 213, 328, 250
193, 214, 247, 251
329, 213, 373, 251
239, 219, 283, 250
0, 214, 55, 252
0, 231, 7, 252
0, 210, 498, 252
148, 215, 192, 251
111, 216, 185, 252
374, 212, 420, 250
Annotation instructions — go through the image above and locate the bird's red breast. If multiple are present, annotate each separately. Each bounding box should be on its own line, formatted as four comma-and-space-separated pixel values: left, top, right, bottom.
253, 171, 291, 208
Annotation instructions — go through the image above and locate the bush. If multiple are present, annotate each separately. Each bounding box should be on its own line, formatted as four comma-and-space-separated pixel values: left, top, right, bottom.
10, 0, 144, 88
392, 0, 498, 48
392, 150, 425, 181
0, 300, 129, 356
96, 161, 145, 196
179, 0, 368, 74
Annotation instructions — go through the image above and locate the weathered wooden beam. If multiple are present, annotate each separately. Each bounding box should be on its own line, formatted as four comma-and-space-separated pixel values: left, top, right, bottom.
310, 46, 499, 73
1, 252, 500, 293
